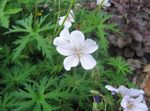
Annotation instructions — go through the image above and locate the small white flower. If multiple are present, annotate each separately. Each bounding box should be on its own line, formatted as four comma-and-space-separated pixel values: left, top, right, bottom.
121, 95, 148, 111
53, 29, 98, 71
96, 0, 111, 7
59, 10, 75, 28
105, 85, 144, 97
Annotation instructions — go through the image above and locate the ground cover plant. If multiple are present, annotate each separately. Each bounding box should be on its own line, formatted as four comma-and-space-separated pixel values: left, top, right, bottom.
0, 0, 149, 111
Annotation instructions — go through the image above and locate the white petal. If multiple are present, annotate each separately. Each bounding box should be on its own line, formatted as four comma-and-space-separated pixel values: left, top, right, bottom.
104, 3, 111, 7
133, 95, 144, 103
53, 37, 64, 46
58, 16, 65, 26
60, 28, 71, 41
80, 54, 96, 70
128, 88, 144, 97
70, 30, 85, 48
134, 103, 148, 111
121, 96, 130, 109
63, 55, 79, 70
64, 21, 72, 28
118, 86, 144, 97
56, 42, 73, 56
105, 85, 119, 94
81, 39, 98, 54
69, 10, 75, 22
118, 86, 131, 97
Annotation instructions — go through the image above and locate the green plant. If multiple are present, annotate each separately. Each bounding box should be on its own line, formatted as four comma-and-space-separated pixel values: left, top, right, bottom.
1, 63, 36, 87
6, 14, 54, 60
0, 0, 22, 28
0, 94, 16, 111
12, 76, 71, 111
79, 10, 122, 52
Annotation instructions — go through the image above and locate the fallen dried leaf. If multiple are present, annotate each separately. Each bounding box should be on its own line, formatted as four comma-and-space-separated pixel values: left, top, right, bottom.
144, 64, 150, 73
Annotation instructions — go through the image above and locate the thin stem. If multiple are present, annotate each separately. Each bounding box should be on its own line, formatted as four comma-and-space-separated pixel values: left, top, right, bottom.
55, 0, 75, 36
53, 0, 61, 36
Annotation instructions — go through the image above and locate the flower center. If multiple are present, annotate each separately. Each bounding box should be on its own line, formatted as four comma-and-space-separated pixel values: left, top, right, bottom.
127, 102, 134, 110
74, 48, 81, 57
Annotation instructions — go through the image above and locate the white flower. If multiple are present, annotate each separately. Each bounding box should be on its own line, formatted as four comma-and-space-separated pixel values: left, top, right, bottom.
53, 29, 98, 71
59, 10, 75, 28
121, 95, 148, 111
96, 0, 111, 7
105, 85, 144, 97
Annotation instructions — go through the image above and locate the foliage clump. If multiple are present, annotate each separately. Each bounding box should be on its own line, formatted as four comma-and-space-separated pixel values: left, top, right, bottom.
0, 0, 137, 111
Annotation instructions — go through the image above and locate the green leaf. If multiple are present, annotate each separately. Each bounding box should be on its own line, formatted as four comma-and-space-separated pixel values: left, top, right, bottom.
0, 0, 21, 28
4, 8, 22, 15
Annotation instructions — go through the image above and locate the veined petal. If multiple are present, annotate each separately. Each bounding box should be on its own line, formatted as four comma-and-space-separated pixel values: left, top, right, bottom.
128, 88, 144, 97
121, 96, 129, 109
134, 103, 148, 111
132, 95, 144, 103
105, 85, 119, 94
118, 86, 131, 97
70, 30, 85, 48
81, 39, 98, 54
56, 42, 73, 56
118, 86, 144, 97
63, 55, 79, 71
69, 10, 75, 22
80, 54, 96, 70
60, 28, 71, 41
53, 37, 64, 46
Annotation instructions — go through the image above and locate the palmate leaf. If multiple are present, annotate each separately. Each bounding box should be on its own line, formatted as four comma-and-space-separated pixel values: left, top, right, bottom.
0, 0, 22, 28
0, 94, 16, 111
6, 14, 54, 60
13, 35, 31, 60
12, 76, 71, 111
1, 63, 36, 87
107, 57, 132, 75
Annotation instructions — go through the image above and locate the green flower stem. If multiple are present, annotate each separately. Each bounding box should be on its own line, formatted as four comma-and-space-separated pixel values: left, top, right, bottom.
96, 0, 105, 12
55, 0, 75, 36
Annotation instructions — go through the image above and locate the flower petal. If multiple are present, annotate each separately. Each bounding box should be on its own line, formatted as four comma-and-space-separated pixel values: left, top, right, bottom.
118, 86, 144, 97
134, 103, 148, 111
59, 16, 65, 26
60, 28, 71, 41
56, 42, 73, 56
133, 95, 144, 103
128, 88, 144, 97
64, 21, 72, 28
81, 39, 98, 54
63, 55, 79, 70
53, 37, 64, 46
118, 86, 130, 97
121, 96, 130, 109
70, 30, 85, 48
69, 10, 75, 22
80, 54, 96, 70
105, 85, 119, 94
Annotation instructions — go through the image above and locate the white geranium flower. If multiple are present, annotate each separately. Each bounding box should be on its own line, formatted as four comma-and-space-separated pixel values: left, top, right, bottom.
59, 10, 75, 28
53, 30, 98, 71
121, 95, 148, 111
105, 85, 144, 97
96, 0, 111, 7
